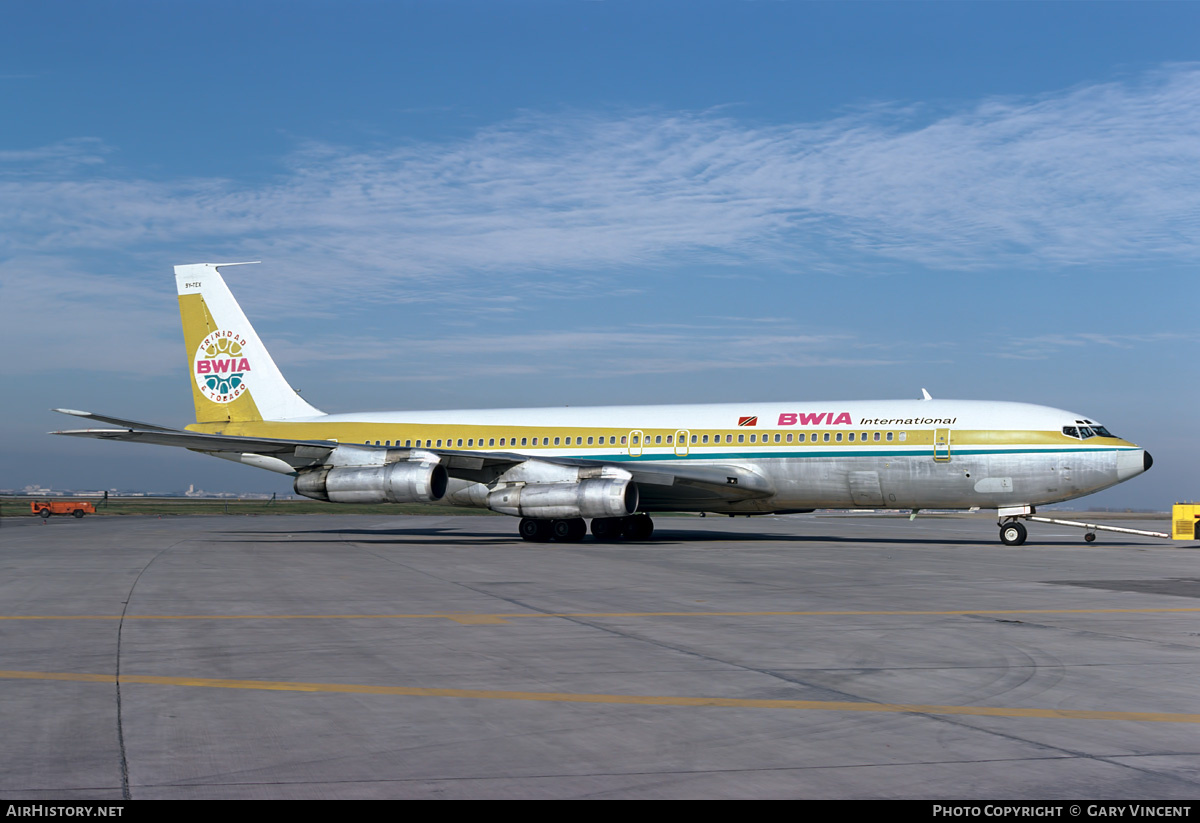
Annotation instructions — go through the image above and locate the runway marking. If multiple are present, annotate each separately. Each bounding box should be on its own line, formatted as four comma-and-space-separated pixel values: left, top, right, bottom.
0, 668, 1196, 724
1, 607, 1198, 622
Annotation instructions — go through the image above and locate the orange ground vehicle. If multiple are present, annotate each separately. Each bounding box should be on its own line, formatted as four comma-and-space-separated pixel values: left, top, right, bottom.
30, 501, 96, 519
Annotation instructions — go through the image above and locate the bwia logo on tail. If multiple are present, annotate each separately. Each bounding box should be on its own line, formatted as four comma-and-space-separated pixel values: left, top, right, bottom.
193, 330, 252, 403
175, 262, 321, 424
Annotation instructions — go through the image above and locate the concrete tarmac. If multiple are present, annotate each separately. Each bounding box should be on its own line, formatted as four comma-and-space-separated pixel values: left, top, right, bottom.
0, 512, 1197, 799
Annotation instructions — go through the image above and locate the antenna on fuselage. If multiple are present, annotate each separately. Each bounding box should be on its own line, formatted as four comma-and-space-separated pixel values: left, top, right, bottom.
921, 388, 933, 400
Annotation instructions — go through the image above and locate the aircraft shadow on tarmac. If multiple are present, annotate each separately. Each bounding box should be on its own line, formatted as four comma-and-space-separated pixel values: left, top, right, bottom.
203, 526, 1126, 547
213, 526, 518, 544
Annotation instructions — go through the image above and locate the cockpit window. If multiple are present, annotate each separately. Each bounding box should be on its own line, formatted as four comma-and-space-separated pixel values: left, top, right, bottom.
1064, 424, 1117, 439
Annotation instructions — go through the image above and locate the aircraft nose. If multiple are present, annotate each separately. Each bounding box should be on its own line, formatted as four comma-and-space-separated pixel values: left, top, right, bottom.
1117, 449, 1149, 481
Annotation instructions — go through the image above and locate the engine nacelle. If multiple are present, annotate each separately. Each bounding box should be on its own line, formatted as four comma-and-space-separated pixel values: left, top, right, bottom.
295, 461, 448, 504
486, 478, 638, 519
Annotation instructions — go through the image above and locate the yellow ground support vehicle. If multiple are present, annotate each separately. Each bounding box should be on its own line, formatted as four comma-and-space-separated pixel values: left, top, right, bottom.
1173, 503, 1200, 540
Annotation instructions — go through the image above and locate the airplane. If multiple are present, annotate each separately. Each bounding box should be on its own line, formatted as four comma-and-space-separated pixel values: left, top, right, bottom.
51, 262, 1153, 546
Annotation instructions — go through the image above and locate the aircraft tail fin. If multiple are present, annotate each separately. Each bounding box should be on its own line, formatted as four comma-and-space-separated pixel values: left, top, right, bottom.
175, 263, 323, 424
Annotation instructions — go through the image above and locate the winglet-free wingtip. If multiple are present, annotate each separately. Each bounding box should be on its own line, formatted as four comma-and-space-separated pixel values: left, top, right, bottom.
921, 388, 933, 401
51, 408, 90, 417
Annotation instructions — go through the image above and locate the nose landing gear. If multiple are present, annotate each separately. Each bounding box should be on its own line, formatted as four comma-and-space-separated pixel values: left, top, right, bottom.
999, 521, 1027, 546
996, 508, 1170, 545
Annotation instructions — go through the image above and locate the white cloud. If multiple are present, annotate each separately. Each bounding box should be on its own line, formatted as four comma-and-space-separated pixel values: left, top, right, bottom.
2, 65, 1200, 306
267, 326, 896, 383
995, 332, 1200, 361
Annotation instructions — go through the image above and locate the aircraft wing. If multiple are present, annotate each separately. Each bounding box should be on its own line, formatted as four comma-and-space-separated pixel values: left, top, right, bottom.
51, 425, 339, 470
51, 410, 773, 505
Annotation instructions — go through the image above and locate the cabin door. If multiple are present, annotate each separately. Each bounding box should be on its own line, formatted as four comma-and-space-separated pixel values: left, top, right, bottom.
627, 430, 644, 457
674, 430, 690, 457
933, 428, 951, 462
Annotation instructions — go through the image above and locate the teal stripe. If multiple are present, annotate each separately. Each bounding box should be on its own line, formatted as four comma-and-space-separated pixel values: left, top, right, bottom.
560, 446, 1136, 462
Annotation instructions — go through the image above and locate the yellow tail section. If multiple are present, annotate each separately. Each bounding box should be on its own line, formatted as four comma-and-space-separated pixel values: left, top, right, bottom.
178, 292, 264, 424
176, 263, 322, 425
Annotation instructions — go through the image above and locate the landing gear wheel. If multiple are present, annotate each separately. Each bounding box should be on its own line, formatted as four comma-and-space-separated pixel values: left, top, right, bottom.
590, 517, 622, 542
72, 509, 85, 519
519, 518, 553, 542
1084, 532, 1096, 543
38, 508, 51, 519
999, 521, 1027, 546
623, 514, 654, 541
552, 518, 587, 542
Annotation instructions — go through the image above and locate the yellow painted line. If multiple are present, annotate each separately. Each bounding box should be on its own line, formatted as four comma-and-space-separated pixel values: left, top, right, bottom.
0, 607, 1197, 622
0, 669, 1195, 724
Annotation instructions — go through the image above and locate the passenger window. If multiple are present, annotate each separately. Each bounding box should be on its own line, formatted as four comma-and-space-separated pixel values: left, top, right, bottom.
521, 437, 527, 446
749, 434, 756, 443
489, 438, 495, 446
702, 435, 709, 444
500, 438, 506, 446
738, 434, 745, 443
576, 437, 582, 445
622, 436, 628, 445
587, 436, 593, 445
848, 433, 855, 442
899, 432, 906, 441
823, 433, 830, 442
655, 435, 662, 444
666, 435, 673, 444
874, 432, 880, 441
886, 432, 893, 441
786, 433, 792, 442
406, 440, 412, 447
836, 433, 843, 442
691, 434, 697, 444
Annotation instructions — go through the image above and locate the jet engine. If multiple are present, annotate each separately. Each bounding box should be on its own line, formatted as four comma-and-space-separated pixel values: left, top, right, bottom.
295, 461, 448, 504
485, 477, 638, 520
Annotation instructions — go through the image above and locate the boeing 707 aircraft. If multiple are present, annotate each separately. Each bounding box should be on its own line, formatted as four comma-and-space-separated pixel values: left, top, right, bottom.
52, 263, 1153, 545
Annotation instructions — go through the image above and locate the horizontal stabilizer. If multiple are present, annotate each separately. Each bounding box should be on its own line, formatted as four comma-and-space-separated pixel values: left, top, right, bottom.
51, 408, 180, 432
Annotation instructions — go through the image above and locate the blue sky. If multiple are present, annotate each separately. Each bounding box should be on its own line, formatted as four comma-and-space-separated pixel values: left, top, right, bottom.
1, 1, 1196, 508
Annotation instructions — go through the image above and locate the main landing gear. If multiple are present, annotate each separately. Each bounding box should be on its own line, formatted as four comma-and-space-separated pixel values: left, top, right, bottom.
518, 514, 654, 543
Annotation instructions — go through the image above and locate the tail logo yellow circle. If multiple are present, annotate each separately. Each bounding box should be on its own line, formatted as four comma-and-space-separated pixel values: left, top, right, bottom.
194, 331, 251, 403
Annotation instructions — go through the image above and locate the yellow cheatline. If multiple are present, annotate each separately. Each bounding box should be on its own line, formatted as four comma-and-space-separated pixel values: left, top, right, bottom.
0, 668, 1195, 724
0, 607, 1198, 621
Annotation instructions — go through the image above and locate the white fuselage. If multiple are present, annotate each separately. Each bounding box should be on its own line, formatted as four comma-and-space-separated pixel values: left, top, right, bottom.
202, 398, 1147, 513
